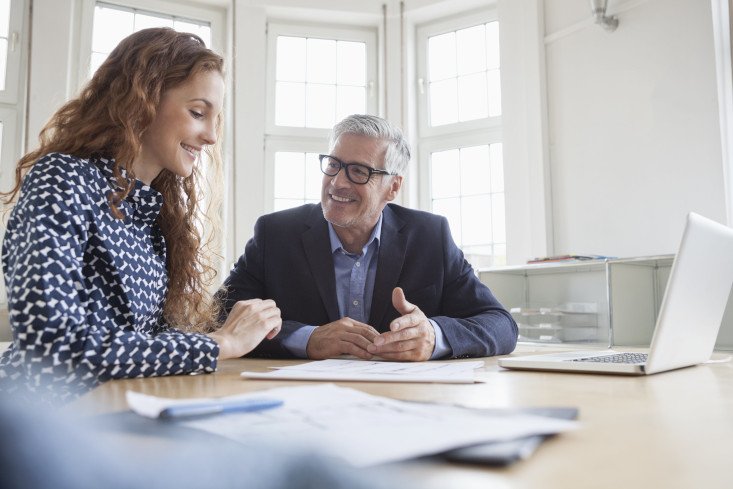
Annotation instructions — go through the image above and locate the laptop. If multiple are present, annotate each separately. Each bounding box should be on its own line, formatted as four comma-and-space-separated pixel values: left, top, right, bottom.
498, 212, 733, 375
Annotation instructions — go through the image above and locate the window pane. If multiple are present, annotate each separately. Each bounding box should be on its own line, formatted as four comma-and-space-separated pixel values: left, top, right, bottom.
488, 69, 502, 116
492, 244, 506, 266
464, 244, 493, 256
461, 195, 492, 246
306, 38, 336, 84
275, 32, 369, 129
275, 82, 305, 127
0, 0, 10, 38
486, 21, 500, 70
199, 26, 211, 48
460, 145, 490, 196
336, 85, 365, 122
337, 41, 366, 86
428, 32, 456, 82
429, 142, 505, 266
456, 25, 486, 75
93, 6, 134, 53
431, 149, 460, 198
425, 19, 501, 128
429, 78, 458, 126
90, 52, 107, 77
277, 36, 306, 82
274, 152, 305, 198
305, 83, 336, 129
490, 143, 504, 192
305, 153, 322, 200
173, 21, 211, 47
134, 13, 173, 31
432, 198, 462, 245
274, 198, 305, 212
92, 6, 211, 78
457, 73, 488, 122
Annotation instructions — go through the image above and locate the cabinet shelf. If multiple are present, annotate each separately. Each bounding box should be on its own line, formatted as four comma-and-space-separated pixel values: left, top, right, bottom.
480, 254, 733, 350
479, 255, 667, 347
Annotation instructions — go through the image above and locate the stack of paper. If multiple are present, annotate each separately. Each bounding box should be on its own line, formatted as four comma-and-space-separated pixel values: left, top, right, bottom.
127, 384, 577, 467
241, 359, 484, 383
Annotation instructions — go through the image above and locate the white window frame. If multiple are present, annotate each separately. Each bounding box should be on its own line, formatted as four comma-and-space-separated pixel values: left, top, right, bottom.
264, 21, 378, 213
265, 21, 378, 139
77, 0, 226, 89
0, 0, 28, 311
264, 136, 324, 214
415, 8, 500, 140
415, 8, 505, 266
417, 126, 503, 212
0, 0, 26, 182
0, 0, 24, 104
0, 106, 18, 185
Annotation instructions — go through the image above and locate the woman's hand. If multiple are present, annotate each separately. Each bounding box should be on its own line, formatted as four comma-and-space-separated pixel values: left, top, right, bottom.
208, 299, 281, 360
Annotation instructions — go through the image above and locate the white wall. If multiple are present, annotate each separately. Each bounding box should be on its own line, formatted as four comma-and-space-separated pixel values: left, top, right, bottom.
19, 0, 733, 264
543, 0, 726, 258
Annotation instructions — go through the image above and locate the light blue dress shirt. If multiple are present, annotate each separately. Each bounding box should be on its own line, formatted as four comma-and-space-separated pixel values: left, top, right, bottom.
282, 213, 451, 359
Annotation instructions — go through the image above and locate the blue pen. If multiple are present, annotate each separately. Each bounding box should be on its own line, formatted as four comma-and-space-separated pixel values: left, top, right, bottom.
159, 397, 283, 419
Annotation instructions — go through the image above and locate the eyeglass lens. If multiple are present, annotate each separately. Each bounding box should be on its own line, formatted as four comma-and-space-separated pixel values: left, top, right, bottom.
320, 156, 372, 184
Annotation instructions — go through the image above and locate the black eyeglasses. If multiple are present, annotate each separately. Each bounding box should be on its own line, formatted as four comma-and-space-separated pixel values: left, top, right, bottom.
319, 154, 394, 185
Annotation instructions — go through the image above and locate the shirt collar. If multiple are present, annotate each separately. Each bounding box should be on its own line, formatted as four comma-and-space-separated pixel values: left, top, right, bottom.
94, 156, 163, 224
328, 213, 383, 255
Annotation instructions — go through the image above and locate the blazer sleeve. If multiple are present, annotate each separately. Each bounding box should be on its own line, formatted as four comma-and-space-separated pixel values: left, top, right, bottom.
218, 215, 304, 358
430, 217, 518, 358
2, 160, 218, 399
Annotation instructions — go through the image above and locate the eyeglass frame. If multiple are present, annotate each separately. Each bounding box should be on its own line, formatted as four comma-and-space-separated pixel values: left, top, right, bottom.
318, 154, 395, 185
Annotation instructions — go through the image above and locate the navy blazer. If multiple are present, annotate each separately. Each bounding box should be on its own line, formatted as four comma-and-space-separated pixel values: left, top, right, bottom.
220, 204, 518, 358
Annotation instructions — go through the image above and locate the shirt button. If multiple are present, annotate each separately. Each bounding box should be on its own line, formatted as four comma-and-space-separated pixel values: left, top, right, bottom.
353, 300, 359, 306
355, 262, 361, 267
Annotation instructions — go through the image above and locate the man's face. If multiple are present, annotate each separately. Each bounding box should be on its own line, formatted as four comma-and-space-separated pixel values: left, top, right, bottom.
321, 133, 402, 236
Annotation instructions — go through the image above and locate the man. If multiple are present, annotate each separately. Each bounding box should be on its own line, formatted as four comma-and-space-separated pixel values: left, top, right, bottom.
220, 115, 517, 361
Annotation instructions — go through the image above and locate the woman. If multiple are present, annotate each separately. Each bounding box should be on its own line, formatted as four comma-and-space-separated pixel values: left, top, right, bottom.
0, 28, 280, 402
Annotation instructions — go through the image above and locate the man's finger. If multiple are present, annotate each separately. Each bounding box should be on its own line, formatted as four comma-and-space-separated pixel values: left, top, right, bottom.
342, 319, 380, 337
390, 311, 425, 331
377, 338, 419, 354
374, 326, 418, 346
392, 287, 416, 316
340, 341, 374, 360
342, 331, 376, 351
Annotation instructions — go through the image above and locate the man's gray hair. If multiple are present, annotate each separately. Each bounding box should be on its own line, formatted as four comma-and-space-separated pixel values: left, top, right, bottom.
329, 114, 411, 176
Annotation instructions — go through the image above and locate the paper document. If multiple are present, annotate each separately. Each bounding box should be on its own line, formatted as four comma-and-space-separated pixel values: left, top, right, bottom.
241, 359, 484, 383
127, 384, 577, 467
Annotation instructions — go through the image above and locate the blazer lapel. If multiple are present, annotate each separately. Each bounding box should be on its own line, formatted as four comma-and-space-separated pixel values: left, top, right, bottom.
369, 205, 407, 330
301, 205, 340, 322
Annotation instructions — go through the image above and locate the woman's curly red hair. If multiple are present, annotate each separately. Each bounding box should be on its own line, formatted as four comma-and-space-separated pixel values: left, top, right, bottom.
2, 27, 225, 331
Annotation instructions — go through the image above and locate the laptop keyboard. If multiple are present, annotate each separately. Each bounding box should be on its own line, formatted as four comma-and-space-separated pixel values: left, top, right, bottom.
570, 352, 648, 364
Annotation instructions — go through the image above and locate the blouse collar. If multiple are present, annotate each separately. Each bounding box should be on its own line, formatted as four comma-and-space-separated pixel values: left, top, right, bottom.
94, 156, 163, 225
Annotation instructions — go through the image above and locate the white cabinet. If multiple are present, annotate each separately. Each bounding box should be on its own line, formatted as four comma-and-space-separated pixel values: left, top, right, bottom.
479, 255, 733, 350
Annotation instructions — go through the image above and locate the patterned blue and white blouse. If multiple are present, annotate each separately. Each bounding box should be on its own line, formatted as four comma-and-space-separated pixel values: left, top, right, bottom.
0, 153, 219, 401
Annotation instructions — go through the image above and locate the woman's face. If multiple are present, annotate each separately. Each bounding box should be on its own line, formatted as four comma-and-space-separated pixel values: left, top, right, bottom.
135, 70, 225, 184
